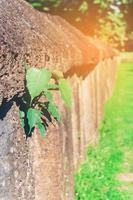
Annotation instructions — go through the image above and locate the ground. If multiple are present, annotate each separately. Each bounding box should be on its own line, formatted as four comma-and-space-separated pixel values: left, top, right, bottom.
75, 53, 133, 200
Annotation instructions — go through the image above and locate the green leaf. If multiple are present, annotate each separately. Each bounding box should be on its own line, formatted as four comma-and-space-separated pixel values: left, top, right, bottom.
58, 79, 72, 108
37, 123, 46, 138
78, 1, 89, 13
19, 110, 25, 118
27, 108, 42, 132
26, 68, 52, 101
44, 90, 53, 102
94, 0, 101, 4
19, 110, 25, 128
31, 2, 42, 8
47, 84, 59, 90
48, 102, 61, 122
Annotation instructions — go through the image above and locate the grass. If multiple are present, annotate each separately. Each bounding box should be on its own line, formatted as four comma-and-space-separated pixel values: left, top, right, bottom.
75, 60, 133, 200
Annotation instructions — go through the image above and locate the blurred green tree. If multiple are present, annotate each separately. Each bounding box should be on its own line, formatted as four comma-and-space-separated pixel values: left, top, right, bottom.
26, 0, 133, 50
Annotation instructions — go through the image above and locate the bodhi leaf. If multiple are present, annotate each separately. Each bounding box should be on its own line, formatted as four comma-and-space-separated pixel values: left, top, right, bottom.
19, 110, 25, 118
27, 108, 46, 137
19, 110, 25, 128
27, 108, 42, 132
47, 84, 59, 90
48, 102, 61, 122
26, 68, 52, 101
44, 90, 53, 102
37, 122, 46, 138
58, 78, 72, 108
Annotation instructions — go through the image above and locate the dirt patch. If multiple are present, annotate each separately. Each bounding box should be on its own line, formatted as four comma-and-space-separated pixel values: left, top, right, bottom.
117, 173, 133, 183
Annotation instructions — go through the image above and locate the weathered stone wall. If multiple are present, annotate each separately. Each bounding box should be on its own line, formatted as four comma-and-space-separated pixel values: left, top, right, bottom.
0, 58, 118, 200
0, 0, 115, 103
0, 0, 119, 199
30, 57, 118, 200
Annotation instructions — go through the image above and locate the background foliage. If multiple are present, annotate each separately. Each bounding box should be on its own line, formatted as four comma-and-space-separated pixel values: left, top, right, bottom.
26, 0, 133, 50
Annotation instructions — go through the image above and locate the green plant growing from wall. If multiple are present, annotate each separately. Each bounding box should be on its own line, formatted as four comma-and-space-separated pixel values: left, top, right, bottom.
19, 66, 72, 138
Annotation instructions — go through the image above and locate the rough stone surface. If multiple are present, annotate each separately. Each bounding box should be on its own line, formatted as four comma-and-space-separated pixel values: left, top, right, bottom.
0, 103, 35, 200
0, 0, 115, 102
0, 0, 118, 199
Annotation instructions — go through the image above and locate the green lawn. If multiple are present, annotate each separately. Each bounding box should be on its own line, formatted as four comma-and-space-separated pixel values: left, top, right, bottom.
75, 60, 133, 200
